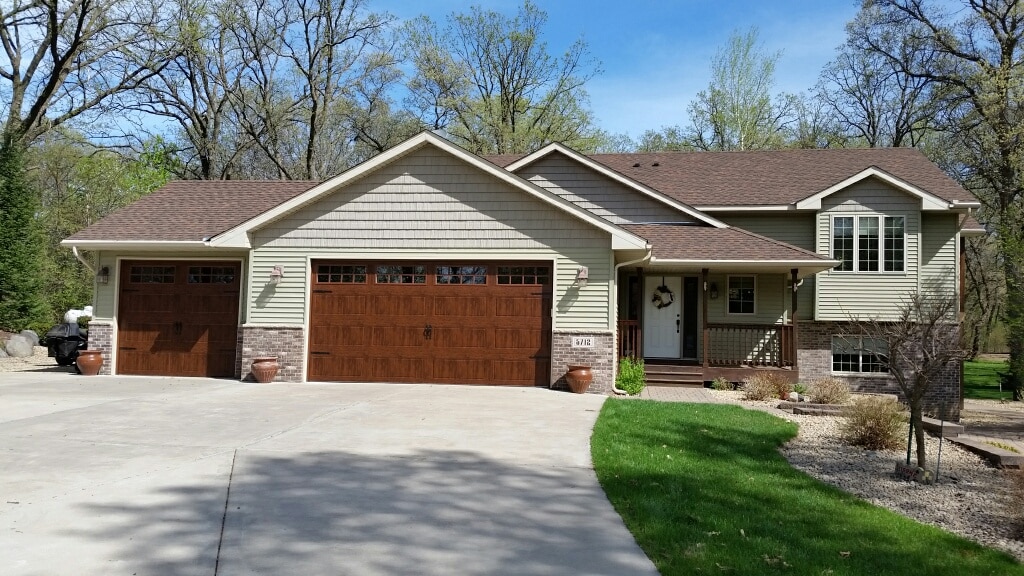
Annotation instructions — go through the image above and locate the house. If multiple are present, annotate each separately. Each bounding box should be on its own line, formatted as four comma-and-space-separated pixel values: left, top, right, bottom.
63, 132, 981, 414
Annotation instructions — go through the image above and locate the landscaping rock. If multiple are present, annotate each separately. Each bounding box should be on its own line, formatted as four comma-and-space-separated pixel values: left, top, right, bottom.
19, 329, 39, 346
5, 335, 34, 358
0, 348, 7, 358
921, 416, 964, 438
788, 391, 800, 402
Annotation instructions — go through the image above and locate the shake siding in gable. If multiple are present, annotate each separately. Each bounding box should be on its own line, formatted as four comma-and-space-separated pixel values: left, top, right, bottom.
248, 146, 613, 331
815, 178, 921, 320
919, 213, 957, 300
515, 153, 695, 224
714, 213, 817, 316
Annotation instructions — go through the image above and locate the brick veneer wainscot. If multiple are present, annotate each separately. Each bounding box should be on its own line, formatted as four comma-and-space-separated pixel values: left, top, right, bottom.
551, 330, 616, 394
85, 321, 114, 375
798, 321, 962, 420
240, 325, 305, 382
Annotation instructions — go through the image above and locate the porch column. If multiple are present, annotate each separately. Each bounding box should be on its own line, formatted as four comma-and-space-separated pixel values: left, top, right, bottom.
702, 268, 710, 369
791, 268, 799, 370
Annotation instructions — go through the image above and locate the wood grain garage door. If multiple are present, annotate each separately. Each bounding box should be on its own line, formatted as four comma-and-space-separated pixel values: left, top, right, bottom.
309, 261, 552, 385
117, 260, 240, 377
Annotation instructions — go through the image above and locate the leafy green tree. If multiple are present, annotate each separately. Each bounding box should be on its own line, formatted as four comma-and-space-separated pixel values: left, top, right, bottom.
686, 28, 795, 151
0, 136, 47, 331
403, 1, 603, 154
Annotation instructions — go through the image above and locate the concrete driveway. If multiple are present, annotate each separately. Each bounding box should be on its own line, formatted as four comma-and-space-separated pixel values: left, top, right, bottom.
0, 372, 657, 576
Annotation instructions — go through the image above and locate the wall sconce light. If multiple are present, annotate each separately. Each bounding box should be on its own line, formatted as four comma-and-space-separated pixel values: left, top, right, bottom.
709, 282, 719, 299
96, 266, 110, 285
270, 265, 284, 285
574, 266, 589, 288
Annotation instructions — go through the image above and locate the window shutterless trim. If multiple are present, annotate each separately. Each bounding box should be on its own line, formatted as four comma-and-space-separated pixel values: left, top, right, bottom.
830, 214, 907, 274
726, 274, 756, 315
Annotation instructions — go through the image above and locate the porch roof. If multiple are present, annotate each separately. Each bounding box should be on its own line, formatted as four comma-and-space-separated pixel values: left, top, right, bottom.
622, 223, 839, 277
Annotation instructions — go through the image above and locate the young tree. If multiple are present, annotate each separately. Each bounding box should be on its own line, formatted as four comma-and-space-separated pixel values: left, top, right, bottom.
850, 294, 966, 469
853, 0, 1024, 399
403, 1, 603, 154
685, 28, 795, 151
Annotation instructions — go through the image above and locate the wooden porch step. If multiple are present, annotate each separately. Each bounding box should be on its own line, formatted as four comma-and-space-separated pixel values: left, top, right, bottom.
643, 365, 704, 387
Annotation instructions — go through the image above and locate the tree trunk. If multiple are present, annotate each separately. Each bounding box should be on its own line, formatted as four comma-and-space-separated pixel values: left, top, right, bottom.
911, 404, 927, 469
1001, 232, 1024, 401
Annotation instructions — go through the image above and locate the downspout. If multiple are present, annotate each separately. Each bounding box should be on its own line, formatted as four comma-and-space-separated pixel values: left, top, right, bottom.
611, 247, 653, 395
71, 246, 96, 275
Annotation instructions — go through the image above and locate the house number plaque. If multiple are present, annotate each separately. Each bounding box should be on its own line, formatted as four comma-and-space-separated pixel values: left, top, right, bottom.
572, 336, 594, 348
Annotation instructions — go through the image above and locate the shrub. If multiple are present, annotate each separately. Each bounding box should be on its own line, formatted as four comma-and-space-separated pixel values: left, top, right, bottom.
793, 382, 808, 395
742, 372, 793, 401
76, 315, 92, 329
808, 377, 852, 405
842, 396, 905, 450
616, 357, 645, 395
710, 377, 733, 391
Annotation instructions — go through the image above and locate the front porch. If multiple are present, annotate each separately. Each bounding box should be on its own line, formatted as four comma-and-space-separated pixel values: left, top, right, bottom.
616, 265, 803, 387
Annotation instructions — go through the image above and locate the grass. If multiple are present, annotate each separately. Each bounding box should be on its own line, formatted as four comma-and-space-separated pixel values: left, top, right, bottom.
964, 359, 1013, 401
591, 399, 1023, 576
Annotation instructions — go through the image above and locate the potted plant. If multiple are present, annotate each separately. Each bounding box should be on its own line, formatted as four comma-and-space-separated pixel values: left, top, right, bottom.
565, 365, 593, 394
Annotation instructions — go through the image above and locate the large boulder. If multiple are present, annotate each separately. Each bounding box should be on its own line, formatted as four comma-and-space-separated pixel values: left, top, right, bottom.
0, 347, 8, 358
19, 329, 39, 346
5, 334, 34, 358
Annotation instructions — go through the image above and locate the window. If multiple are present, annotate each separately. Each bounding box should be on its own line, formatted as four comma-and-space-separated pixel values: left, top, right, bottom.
188, 266, 235, 284
376, 265, 425, 284
436, 265, 487, 285
317, 265, 366, 284
497, 266, 550, 285
832, 215, 905, 272
832, 336, 888, 373
130, 265, 175, 283
727, 276, 755, 314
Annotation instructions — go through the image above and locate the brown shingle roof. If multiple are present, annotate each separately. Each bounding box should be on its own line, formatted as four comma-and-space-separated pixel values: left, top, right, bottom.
491, 147, 977, 207
622, 224, 833, 262
67, 180, 318, 242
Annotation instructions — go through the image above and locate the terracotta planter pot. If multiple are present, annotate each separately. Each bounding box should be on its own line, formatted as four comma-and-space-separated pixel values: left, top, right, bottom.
566, 365, 593, 394
251, 356, 280, 383
76, 350, 103, 376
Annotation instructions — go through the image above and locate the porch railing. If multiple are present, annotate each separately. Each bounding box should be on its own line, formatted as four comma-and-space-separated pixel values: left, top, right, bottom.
705, 323, 794, 368
617, 320, 641, 359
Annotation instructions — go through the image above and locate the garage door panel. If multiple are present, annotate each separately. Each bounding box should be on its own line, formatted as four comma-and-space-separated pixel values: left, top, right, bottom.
311, 293, 367, 315
117, 260, 240, 378
309, 261, 550, 385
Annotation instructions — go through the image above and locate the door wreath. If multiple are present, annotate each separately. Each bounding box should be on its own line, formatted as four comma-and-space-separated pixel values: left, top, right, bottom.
651, 283, 675, 309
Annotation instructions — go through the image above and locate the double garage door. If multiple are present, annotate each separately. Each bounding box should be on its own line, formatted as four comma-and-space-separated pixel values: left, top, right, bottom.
117, 260, 241, 377
308, 261, 552, 386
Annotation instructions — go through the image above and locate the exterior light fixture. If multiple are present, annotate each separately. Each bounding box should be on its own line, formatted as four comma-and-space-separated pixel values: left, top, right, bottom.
96, 266, 110, 285
270, 265, 284, 285
574, 266, 589, 288
709, 282, 719, 300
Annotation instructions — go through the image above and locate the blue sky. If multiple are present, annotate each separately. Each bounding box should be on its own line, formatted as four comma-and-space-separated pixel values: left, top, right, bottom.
375, 0, 861, 139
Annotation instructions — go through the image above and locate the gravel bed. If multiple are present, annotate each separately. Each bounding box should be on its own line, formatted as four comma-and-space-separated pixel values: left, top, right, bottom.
710, 389, 1024, 561
0, 345, 71, 373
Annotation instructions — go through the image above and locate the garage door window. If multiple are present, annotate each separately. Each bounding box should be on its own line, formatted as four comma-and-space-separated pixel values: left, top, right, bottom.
497, 265, 549, 285
317, 264, 366, 283
436, 265, 487, 285
377, 265, 426, 284
188, 266, 236, 284
130, 265, 175, 283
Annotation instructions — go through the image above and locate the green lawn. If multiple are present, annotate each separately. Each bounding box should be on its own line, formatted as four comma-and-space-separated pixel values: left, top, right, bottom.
591, 399, 1022, 576
964, 359, 1013, 401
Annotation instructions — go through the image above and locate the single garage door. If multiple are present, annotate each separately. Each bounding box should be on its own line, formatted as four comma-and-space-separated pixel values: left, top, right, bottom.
309, 261, 552, 385
117, 260, 241, 377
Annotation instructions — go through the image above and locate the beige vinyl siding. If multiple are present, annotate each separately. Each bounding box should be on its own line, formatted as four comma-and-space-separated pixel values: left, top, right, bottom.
714, 213, 816, 318
920, 213, 957, 300
815, 178, 921, 320
514, 152, 695, 224
250, 147, 614, 331
704, 272, 788, 325
93, 251, 249, 321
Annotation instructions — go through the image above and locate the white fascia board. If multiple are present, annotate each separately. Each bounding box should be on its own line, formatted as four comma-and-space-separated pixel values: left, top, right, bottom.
59, 239, 211, 251
694, 205, 795, 212
507, 143, 728, 229
795, 167, 951, 211
649, 258, 839, 277
961, 227, 987, 237
210, 132, 647, 251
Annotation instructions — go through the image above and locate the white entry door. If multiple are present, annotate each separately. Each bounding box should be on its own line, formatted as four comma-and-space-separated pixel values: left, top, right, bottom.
643, 276, 682, 358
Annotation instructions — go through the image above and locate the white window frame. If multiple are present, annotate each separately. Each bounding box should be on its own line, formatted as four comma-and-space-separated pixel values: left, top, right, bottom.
831, 335, 889, 374
830, 214, 906, 274
726, 275, 756, 316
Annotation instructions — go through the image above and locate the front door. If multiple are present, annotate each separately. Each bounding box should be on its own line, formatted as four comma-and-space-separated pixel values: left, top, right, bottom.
643, 276, 681, 358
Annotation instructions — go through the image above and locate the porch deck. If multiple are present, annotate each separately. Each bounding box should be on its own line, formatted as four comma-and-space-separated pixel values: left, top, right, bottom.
618, 320, 798, 387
